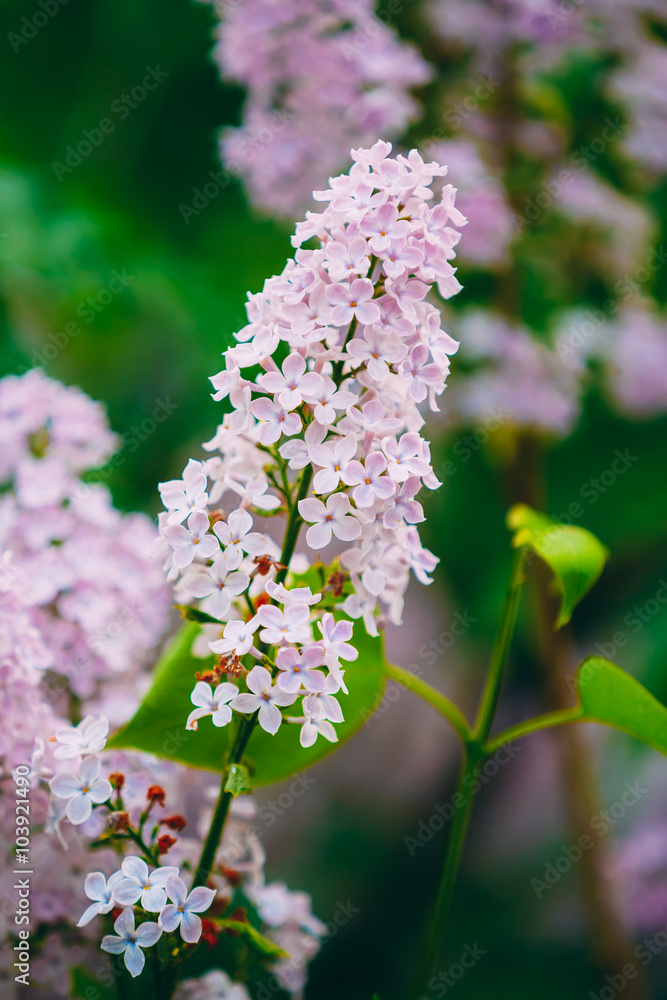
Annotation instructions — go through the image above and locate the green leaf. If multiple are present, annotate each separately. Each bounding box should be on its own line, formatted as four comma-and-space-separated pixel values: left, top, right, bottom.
225, 762, 252, 797
109, 622, 386, 786
217, 919, 288, 960
70, 966, 117, 1000
576, 656, 667, 755
176, 604, 224, 625
506, 503, 608, 627
492, 657, 667, 756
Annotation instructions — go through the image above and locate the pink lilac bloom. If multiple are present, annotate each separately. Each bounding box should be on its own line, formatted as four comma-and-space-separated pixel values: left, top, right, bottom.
199, 0, 432, 216
159, 142, 466, 750
425, 140, 514, 268
608, 821, 667, 933
441, 310, 586, 437
598, 306, 667, 417
0, 370, 171, 699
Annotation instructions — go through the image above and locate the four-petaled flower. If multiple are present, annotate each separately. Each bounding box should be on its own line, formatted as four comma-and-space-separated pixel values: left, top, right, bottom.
113, 857, 180, 912
275, 646, 327, 694
300, 712, 339, 749
162, 511, 219, 569
251, 396, 302, 445
209, 615, 260, 657
258, 353, 324, 410
231, 666, 297, 734
186, 680, 239, 730
159, 875, 217, 944
187, 557, 250, 621
325, 278, 381, 327
212, 509, 268, 570
257, 603, 311, 645
308, 434, 358, 495
49, 755, 112, 825
345, 452, 396, 507
53, 715, 109, 760
77, 870, 124, 927
298, 494, 361, 549
101, 909, 162, 978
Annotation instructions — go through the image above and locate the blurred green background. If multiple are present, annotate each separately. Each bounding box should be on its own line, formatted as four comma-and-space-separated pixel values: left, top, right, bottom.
2, 1, 667, 997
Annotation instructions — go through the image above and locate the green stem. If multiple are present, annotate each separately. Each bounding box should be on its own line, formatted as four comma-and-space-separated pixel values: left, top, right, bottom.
384, 662, 470, 743
473, 547, 526, 743
415, 548, 527, 996
191, 714, 257, 890
331, 316, 357, 383
275, 465, 312, 585
414, 748, 481, 998
191, 462, 314, 892
486, 705, 584, 753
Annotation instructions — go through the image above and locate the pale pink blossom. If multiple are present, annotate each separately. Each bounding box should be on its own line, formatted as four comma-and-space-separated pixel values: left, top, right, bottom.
231, 666, 297, 735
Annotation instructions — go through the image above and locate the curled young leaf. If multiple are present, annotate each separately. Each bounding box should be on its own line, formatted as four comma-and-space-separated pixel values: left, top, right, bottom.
507, 503, 608, 627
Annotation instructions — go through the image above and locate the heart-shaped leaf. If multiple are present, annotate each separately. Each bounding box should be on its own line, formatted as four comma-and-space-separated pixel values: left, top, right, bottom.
507, 504, 608, 627
109, 621, 386, 787
576, 656, 667, 755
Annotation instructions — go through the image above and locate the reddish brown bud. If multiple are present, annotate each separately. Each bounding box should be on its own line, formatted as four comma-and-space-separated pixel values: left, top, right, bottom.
327, 570, 349, 598
195, 670, 218, 684
108, 772, 125, 791
108, 811, 131, 831
160, 814, 187, 832
200, 918, 220, 949
156, 834, 177, 855
217, 863, 242, 887
147, 785, 166, 806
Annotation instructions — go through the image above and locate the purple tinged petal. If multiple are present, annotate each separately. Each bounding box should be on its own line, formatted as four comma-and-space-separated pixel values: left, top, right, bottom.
158, 904, 181, 933
165, 875, 187, 906
101, 934, 126, 955
124, 942, 146, 978
134, 921, 162, 947
185, 886, 216, 913
258, 701, 283, 735
113, 880, 143, 907
121, 856, 148, 882
67, 794, 92, 825
179, 910, 203, 944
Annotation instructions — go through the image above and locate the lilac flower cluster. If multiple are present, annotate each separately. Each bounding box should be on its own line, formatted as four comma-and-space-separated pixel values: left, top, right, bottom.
441, 310, 586, 437
0, 371, 323, 996
0, 370, 170, 705
420, 0, 667, 433
44, 717, 323, 990
158, 141, 465, 746
202, 0, 431, 215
